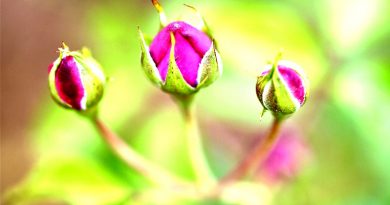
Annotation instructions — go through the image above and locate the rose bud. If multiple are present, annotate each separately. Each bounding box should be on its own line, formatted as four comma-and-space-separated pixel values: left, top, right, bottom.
138, 2, 222, 96
256, 53, 309, 118
48, 43, 106, 113
257, 130, 311, 184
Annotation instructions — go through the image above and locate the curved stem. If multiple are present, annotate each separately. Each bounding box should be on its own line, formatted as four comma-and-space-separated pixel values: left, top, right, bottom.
220, 118, 282, 184
92, 117, 192, 189
176, 95, 216, 190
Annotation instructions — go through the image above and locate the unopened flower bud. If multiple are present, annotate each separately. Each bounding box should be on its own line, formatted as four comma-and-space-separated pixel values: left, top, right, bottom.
139, 2, 222, 96
256, 54, 308, 118
48, 43, 106, 112
259, 131, 311, 184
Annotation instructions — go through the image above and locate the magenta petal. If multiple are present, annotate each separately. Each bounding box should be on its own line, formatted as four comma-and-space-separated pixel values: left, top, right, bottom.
48, 62, 54, 73
55, 56, 85, 110
150, 27, 171, 66
261, 69, 270, 76
149, 21, 212, 87
172, 22, 212, 56
157, 48, 170, 82
174, 33, 202, 87
278, 65, 305, 105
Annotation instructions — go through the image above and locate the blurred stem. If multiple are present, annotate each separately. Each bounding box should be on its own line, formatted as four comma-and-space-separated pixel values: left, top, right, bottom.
220, 118, 282, 184
91, 116, 193, 189
176, 95, 216, 190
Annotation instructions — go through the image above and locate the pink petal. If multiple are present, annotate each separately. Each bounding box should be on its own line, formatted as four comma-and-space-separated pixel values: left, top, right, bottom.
55, 56, 85, 110
149, 21, 212, 87
278, 65, 305, 105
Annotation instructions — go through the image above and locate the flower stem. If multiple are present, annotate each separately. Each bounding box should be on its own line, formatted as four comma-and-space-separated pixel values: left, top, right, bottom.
92, 116, 191, 189
176, 95, 216, 190
220, 118, 282, 184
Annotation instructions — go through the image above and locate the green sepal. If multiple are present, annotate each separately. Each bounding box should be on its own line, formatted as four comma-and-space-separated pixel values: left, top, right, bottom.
72, 51, 105, 111
138, 27, 163, 87
48, 58, 71, 109
162, 33, 196, 95
197, 41, 222, 89
183, 4, 213, 39
77, 61, 104, 110
256, 74, 268, 108
269, 68, 299, 115
142, 33, 154, 46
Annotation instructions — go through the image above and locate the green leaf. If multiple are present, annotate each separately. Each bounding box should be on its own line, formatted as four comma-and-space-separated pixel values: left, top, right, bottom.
4, 157, 132, 205
4, 101, 145, 204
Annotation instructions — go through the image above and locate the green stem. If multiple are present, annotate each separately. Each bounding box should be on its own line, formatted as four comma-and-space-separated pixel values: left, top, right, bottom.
176, 95, 216, 190
91, 116, 192, 189
220, 118, 282, 184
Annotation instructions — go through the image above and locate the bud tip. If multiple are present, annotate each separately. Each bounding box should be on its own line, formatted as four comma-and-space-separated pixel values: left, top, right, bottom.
151, 0, 167, 26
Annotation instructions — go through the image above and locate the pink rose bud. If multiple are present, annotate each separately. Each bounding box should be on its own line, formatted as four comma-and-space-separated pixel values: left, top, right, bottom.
256, 53, 309, 118
258, 131, 311, 184
139, 2, 222, 96
48, 43, 105, 112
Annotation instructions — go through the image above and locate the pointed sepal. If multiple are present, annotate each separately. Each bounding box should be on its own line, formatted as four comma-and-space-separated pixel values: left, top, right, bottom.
197, 41, 222, 88
48, 58, 65, 107
183, 4, 213, 38
270, 68, 300, 114
138, 28, 163, 87
162, 33, 196, 95
151, 0, 168, 27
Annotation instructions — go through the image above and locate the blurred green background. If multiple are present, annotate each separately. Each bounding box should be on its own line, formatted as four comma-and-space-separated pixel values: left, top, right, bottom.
1, 0, 390, 204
